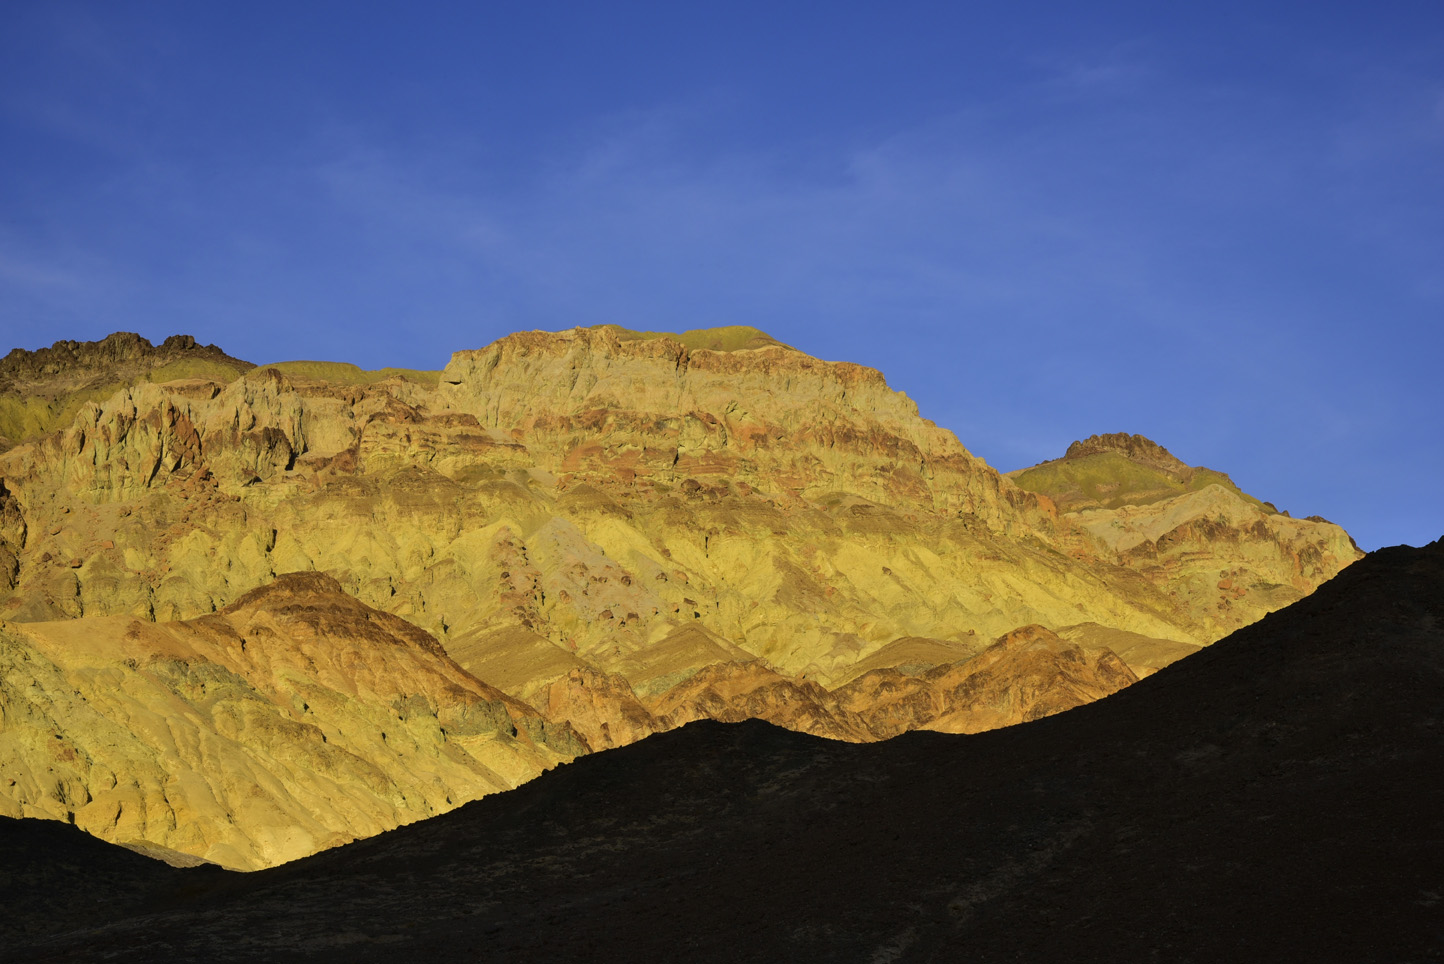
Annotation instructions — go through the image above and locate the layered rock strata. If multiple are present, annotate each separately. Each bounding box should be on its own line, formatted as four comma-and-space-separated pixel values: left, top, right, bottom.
0, 327, 1363, 867
1, 327, 1345, 688
521, 623, 1137, 747
1009, 432, 1362, 638
0, 572, 581, 870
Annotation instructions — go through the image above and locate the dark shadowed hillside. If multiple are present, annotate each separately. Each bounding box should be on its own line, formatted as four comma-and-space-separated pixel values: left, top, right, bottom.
4, 539, 1441, 963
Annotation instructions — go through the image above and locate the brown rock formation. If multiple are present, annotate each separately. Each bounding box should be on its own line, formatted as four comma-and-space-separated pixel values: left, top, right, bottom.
645, 661, 871, 742
540, 667, 658, 750
522, 625, 1139, 749
0, 332, 249, 394
0, 571, 581, 869
831, 624, 1138, 738
1063, 432, 1190, 474
0, 332, 254, 452
436, 325, 1032, 526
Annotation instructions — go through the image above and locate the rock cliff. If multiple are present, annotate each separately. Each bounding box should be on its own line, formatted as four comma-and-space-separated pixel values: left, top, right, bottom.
0, 329, 1359, 683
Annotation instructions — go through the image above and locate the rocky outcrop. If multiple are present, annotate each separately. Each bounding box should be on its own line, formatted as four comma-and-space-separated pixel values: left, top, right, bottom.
0, 572, 581, 870
645, 661, 871, 742
539, 667, 658, 750
437, 325, 1048, 529
0, 332, 249, 393
1063, 432, 1190, 474
830, 624, 1139, 737
0, 332, 254, 452
0, 480, 23, 591
1009, 433, 1362, 639
1014, 431, 1259, 512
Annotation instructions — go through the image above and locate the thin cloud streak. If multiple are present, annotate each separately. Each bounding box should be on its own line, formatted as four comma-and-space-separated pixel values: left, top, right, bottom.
0, 6, 1439, 550
299, 85, 1438, 549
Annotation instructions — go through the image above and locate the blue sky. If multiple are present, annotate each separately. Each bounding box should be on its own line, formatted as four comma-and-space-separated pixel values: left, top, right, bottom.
2, 2, 1440, 550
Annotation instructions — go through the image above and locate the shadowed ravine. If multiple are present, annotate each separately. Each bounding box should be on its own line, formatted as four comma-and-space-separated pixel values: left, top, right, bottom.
4, 538, 1440, 962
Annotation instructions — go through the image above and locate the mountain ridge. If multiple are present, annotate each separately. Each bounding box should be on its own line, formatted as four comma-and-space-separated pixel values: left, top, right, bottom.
4, 536, 1437, 961
0, 325, 1363, 867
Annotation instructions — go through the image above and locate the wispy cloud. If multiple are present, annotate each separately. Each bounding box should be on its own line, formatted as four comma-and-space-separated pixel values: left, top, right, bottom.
0, 2, 166, 157
1031, 41, 1157, 101
1, 6, 1439, 548
0, 251, 81, 290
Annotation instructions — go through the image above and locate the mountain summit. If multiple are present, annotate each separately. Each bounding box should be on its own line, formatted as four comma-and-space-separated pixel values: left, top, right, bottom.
0, 332, 254, 451
1010, 430, 1359, 639
0, 326, 1361, 866
1065, 431, 1190, 473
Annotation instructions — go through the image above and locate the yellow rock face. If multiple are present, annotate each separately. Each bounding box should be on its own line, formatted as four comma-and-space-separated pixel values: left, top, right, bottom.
0, 573, 580, 870
1009, 433, 1362, 640
0, 329, 1360, 681
531, 626, 1141, 751
0, 328, 1363, 866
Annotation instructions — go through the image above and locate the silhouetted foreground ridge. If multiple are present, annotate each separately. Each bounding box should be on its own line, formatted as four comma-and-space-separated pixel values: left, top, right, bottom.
4, 539, 1441, 962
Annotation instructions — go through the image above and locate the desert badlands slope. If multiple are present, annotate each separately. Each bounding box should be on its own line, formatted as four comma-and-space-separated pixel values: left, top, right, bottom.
0, 327, 1360, 867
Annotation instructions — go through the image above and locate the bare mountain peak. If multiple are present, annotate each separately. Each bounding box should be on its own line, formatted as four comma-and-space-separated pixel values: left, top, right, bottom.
1063, 432, 1190, 474
0, 332, 257, 451
1, 331, 252, 382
